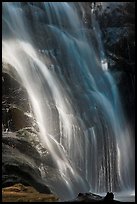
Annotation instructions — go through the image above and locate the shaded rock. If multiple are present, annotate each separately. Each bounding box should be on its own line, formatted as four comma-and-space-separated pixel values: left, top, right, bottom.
2, 131, 52, 194
2, 160, 51, 194
67, 192, 121, 202
2, 130, 68, 198
2, 70, 33, 131
3, 107, 32, 131
104, 192, 114, 201
94, 2, 135, 131
2, 135, 41, 166
2, 71, 29, 112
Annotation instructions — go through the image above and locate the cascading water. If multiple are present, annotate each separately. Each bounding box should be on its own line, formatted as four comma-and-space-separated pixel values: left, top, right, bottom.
2, 2, 134, 200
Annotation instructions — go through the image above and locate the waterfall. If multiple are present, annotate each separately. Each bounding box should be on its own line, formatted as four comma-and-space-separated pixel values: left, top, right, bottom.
2, 2, 134, 200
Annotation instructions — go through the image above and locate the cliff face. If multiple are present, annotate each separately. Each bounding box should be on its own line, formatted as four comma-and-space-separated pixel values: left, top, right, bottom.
82, 2, 135, 129
95, 2, 135, 130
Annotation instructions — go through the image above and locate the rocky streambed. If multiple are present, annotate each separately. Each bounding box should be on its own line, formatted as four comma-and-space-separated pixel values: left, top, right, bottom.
3, 183, 123, 202
2, 184, 59, 202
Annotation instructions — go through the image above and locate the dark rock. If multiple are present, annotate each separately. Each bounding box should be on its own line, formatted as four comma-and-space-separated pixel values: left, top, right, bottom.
2, 131, 51, 194
95, 2, 135, 132
3, 107, 32, 131
2, 136, 41, 166
2, 70, 33, 131
2, 71, 29, 112
67, 192, 121, 202
2, 163, 51, 194
103, 192, 114, 201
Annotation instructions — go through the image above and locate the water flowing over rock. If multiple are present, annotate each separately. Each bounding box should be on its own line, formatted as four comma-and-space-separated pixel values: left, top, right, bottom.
2, 2, 135, 201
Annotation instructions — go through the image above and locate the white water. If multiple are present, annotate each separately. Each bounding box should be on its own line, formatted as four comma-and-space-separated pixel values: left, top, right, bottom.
2, 2, 134, 200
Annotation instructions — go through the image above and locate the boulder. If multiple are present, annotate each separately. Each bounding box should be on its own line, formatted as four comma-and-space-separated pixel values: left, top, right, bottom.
67, 192, 121, 202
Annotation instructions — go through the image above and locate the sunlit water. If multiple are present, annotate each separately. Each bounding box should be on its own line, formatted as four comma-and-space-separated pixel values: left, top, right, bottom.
2, 2, 134, 201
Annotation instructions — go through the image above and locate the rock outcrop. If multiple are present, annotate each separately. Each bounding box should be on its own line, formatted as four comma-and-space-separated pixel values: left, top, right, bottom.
67, 192, 121, 202
2, 183, 59, 202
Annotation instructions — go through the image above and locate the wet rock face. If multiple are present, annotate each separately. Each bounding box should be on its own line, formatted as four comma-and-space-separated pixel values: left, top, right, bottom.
2, 71, 33, 131
2, 68, 57, 195
77, 3, 135, 129
94, 2, 135, 129
2, 131, 54, 194
2, 71, 29, 111
78, 2, 135, 134
2, 129, 67, 196
2, 107, 32, 131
